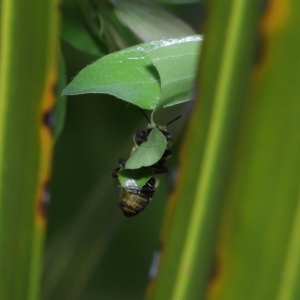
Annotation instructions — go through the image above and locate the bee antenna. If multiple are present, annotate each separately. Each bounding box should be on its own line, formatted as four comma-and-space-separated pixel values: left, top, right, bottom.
139, 108, 151, 124
166, 115, 181, 126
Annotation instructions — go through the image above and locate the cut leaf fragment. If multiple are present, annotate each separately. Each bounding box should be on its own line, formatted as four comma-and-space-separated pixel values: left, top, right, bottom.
125, 127, 167, 169
118, 167, 155, 188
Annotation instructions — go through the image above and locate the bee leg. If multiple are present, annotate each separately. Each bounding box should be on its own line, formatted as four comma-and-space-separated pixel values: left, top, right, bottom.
153, 165, 169, 174
141, 178, 157, 196
110, 158, 126, 178
160, 129, 172, 144
152, 149, 172, 174
118, 158, 126, 169
162, 149, 172, 158
110, 169, 119, 178
111, 170, 120, 178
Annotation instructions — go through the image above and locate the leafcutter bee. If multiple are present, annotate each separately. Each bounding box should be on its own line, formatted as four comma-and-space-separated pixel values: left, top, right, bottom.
111, 112, 181, 217
111, 160, 158, 217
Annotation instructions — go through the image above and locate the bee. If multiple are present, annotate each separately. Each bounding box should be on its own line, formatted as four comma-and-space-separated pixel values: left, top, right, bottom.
111, 112, 181, 217
111, 159, 158, 217
120, 177, 159, 217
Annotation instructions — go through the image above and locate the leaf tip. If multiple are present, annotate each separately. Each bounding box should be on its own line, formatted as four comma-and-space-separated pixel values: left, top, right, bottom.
61, 85, 70, 96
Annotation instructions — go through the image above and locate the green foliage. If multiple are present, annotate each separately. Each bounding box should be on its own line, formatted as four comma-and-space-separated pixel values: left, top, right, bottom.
0, 0, 60, 299
1, 0, 203, 298
62, 35, 202, 110
43, 0, 198, 298
148, 1, 300, 300
46, 0, 300, 298
10, 0, 300, 298
61, 0, 107, 56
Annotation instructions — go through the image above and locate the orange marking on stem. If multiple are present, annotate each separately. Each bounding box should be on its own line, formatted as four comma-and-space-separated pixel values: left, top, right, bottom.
260, 0, 289, 35
253, 0, 290, 78
35, 68, 57, 228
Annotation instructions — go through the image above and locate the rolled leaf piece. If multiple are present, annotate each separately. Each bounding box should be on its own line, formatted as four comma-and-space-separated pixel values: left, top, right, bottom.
125, 128, 167, 169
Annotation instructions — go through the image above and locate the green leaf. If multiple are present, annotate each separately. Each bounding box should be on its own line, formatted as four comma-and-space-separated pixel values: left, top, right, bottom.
118, 168, 155, 188
149, 1, 300, 300
146, 35, 201, 109
0, 0, 59, 299
97, 4, 141, 51
61, 0, 106, 56
62, 35, 202, 110
114, 0, 195, 42
125, 128, 167, 169
63, 44, 161, 109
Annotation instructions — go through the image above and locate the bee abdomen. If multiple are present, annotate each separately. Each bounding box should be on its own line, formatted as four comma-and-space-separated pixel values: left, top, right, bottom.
120, 193, 151, 217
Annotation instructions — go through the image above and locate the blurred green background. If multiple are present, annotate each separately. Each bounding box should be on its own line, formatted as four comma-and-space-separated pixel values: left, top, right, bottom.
43, 1, 203, 299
